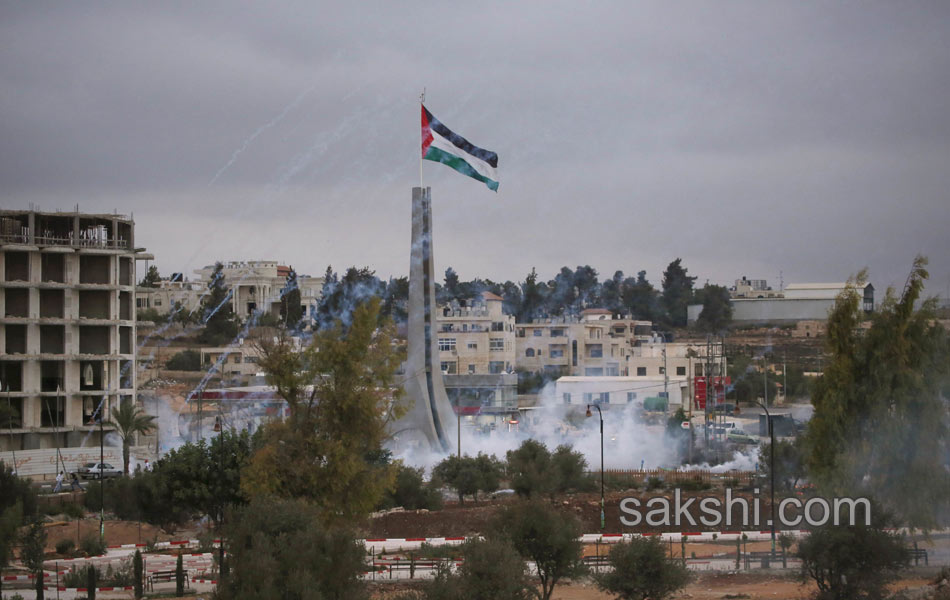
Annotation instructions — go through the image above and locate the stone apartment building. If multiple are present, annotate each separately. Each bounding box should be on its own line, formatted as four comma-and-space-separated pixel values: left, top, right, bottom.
435, 292, 517, 412
730, 276, 781, 298
137, 260, 324, 324
193, 260, 324, 322
553, 340, 727, 413
515, 309, 654, 377
135, 275, 202, 315
199, 341, 263, 379
0, 209, 144, 459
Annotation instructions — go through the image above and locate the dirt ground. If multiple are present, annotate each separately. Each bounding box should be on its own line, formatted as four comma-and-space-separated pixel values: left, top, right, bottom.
363, 490, 785, 538
370, 571, 938, 599
42, 517, 193, 554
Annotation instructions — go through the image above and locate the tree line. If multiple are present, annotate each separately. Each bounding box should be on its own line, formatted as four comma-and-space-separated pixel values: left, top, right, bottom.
141, 258, 735, 344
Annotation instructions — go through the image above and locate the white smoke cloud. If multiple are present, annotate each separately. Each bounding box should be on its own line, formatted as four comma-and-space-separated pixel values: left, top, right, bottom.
391, 380, 683, 473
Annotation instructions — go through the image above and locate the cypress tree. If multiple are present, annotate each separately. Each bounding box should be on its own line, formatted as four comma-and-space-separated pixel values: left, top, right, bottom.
86, 565, 97, 600
175, 553, 185, 597
133, 549, 143, 599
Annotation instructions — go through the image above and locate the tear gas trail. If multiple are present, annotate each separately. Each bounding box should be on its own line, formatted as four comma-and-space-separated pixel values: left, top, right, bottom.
178, 81, 375, 271
208, 82, 319, 186
183, 276, 299, 405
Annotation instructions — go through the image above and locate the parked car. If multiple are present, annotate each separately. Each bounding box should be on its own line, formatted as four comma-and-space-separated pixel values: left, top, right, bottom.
727, 429, 759, 444
713, 402, 737, 414
77, 462, 121, 479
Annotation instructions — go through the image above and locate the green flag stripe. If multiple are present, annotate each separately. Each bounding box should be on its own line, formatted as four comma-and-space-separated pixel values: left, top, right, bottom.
424, 146, 499, 192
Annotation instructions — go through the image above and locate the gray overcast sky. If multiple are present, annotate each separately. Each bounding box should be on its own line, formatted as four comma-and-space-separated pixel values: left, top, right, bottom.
2, 2, 948, 297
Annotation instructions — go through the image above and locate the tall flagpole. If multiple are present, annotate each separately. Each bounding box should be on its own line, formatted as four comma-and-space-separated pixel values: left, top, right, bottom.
419, 88, 425, 189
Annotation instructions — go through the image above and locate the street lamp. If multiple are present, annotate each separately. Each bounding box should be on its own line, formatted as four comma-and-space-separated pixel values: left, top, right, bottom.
2, 381, 17, 476
753, 399, 776, 559
89, 396, 106, 545
585, 404, 605, 530
213, 416, 226, 581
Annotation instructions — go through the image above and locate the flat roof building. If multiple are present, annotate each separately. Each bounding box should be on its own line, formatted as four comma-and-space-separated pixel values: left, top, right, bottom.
1, 209, 146, 474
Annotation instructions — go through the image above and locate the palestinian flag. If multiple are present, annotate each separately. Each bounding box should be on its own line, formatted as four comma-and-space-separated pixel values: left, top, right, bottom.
421, 104, 499, 191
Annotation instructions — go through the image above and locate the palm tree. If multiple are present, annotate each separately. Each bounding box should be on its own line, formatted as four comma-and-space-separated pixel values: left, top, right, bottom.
107, 401, 157, 475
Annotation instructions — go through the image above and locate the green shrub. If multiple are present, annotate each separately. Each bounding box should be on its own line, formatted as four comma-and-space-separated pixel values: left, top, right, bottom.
646, 476, 664, 491
63, 502, 85, 519
195, 531, 214, 553
415, 542, 464, 561
596, 537, 690, 599
63, 567, 90, 588
221, 497, 367, 600
678, 477, 712, 492
379, 464, 443, 511
166, 350, 202, 371
136, 308, 163, 323
55, 538, 76, 555
80, 534, 106, 557
83, 482, 103, 512
103, 559, 135, 587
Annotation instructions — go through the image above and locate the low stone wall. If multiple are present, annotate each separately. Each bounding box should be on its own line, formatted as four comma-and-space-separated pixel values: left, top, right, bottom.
0, 447, 121, 480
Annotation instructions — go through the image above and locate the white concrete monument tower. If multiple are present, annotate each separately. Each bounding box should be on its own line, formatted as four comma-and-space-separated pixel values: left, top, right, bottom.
397, 186, 456, 452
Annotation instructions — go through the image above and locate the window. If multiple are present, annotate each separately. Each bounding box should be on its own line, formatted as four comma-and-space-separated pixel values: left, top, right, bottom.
489, 361, 505, 374
468, 364, 476, 374
525, 348, 535, 357
636, 367, 647, 376
551, 328, 565, 337
441, 361, 457, 375
585, 367, 603, 376
676, 366, 686, 376
244, 356, 259, 364
467, 341, 478, 350
154, 298, 162, 306
563, 393, 571, 404
627, 392, 637, 403
533, 329, 542, 337
489, 338, 504, 351
659, 367, 666, 375
588, 344, 603, 358
492, 322, 505, 332
599, 392, 609, 404
583, 393, 593, 404
232, 355, 241, 364
439, 338, 456, 351
606, 363, 619, 376
550, 347, 564, 358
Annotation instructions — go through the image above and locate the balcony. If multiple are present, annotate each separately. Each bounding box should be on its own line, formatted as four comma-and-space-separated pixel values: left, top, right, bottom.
0, 230, 129, 250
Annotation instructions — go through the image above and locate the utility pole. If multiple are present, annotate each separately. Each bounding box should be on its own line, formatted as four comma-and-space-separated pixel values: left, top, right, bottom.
687, 353, 693, 463
662, 347, 668, 399
99, 397, 105, 545
197, 389, 202, 443
783, 350, 787, 403
703, 337, 712, 457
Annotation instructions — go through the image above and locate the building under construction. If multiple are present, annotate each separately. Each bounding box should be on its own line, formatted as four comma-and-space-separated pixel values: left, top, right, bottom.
0, 208, 146, 472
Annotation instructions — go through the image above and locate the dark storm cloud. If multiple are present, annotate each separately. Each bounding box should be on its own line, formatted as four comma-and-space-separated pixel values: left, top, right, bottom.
1, 1, 948, 295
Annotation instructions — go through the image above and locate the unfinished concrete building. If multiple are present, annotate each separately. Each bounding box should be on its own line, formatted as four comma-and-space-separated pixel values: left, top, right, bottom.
0, 209, 143, 460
